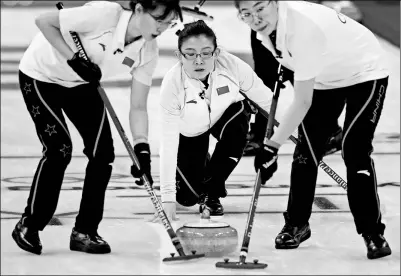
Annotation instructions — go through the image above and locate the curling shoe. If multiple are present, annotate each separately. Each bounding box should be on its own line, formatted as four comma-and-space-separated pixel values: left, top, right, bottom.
275, 212, 311, 249
362, 233, 391, 259
70, 228, 111, 254
12, 218, 42, 255
199, 194, 224, 219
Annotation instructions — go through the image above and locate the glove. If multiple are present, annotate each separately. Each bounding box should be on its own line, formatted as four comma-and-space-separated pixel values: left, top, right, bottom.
130, 143, 153, 186
254, 140, 279, 184
148, 202, 179, 223
67, 52, 102, 83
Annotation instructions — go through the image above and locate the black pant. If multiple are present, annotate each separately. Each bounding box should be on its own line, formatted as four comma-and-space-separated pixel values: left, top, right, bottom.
288, 77, 388, 235
19, 71, 115, 234
175, 101, 252, 206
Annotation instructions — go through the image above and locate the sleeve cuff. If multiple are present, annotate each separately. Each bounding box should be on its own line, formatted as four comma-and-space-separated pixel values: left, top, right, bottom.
132, 72, 152, 86
265, 139, 281, 149
161, 193, 176, 203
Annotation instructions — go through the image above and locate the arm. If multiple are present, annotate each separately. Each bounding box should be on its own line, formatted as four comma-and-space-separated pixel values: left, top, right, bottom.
129, 77, 155, 186
235, 55, 273, 113
159, 106, 181, 203
270, 19, 327, 147
129, 78, 151, 144
148, 87, 181, 222
159, 76, 181, 203
35, 2, 119, 60
129, 51, 159, 144
252, 18, 326, 184
269, 79, 314, 146
35, 11, 74, 60
129, 55, 158, 185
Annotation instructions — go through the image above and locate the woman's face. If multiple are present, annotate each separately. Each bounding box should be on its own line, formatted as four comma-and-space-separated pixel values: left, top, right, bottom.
130, 4, 177, 41
178, 35, 218, 81
237, 1, 278, 36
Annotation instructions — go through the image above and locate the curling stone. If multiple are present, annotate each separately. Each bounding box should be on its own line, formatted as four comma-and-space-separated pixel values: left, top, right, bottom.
176, 214, 238, 257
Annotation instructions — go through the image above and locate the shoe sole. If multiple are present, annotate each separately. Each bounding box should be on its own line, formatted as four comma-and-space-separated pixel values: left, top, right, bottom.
367, 247, 392, 259
275, 230, 311, 249
12, 230, 42, 255
70, 242, 111, 254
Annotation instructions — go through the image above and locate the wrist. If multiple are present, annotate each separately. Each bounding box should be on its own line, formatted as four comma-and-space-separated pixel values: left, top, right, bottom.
133, 136, 148, 146
68, 51, 76, 61
161, 194, 176, 203
133, 142, 150, 156
265, 139, 280, 149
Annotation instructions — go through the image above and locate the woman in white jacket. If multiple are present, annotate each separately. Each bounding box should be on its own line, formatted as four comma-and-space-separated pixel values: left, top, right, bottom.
235, 0, 391, 259
12, 0, 181, 256
157, 20, 273, 221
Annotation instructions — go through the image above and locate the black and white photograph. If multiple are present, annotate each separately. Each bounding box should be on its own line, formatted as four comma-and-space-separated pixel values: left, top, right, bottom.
1, 0, 399, 274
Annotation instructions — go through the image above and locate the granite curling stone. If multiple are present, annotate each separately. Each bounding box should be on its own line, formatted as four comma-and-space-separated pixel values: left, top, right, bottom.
176, 217, 238, 257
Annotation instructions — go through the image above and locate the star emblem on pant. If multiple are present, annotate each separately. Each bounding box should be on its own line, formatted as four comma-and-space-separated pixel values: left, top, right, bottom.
31, 106, 40, 117
45, 124, 57, 136
23, 83, 32, 94
296, 155, 308, 164
60, 144, 72, 157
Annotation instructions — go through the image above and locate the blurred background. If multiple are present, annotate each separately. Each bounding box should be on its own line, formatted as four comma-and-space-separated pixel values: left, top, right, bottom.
1, 2, 399, 275
1, 0, 399, 157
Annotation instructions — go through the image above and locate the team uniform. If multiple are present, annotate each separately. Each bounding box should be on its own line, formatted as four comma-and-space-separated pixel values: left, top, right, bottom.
247, 28, 342, 156
257, 1, 389, 252
159, 50, 272, 213
15, 1, 158, 253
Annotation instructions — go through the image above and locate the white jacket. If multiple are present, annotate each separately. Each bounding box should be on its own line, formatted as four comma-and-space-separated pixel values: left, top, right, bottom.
257, 1, 388, 89
159, 50, 273, 202
20, 1, 158, 87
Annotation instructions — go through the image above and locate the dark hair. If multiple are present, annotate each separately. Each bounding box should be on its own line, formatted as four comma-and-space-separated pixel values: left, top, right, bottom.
233, 0, 242, 10
178, 20, 217, 51
234, 0, 276, 11
129, 0, 183, 21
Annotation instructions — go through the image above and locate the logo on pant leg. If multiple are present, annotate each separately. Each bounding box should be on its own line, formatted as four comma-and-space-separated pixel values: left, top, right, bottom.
23, 83, 31, 94
370, 85, 386, 124
295, 155, 307, 164
60, 144, 72, 157
45, 125, 57, 136
357, 170, 370, 176
31, 106, 40, 117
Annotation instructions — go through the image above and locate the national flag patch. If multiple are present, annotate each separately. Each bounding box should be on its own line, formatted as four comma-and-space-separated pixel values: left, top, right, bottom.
216, 85, 229, 95
122, 56, 135, 67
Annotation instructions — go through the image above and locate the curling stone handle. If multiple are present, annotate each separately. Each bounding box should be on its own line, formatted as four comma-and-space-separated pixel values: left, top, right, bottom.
178, 248, 186, 256
239, 255, 246, 264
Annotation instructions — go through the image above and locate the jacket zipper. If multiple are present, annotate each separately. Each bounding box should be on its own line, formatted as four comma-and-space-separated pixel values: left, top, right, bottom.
199, 89, 212, 130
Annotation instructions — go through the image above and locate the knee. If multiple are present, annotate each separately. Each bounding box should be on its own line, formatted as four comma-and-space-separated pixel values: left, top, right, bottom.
292, 144, 317, 167
46, 143, 73, 165
176, 190, 199, 207
88, 145, 115, 164
220, 114, 250, 148
342, 147, 372, 170
176, 179, 201, 207
219, 102, 250, 138
177, 195, 198, 207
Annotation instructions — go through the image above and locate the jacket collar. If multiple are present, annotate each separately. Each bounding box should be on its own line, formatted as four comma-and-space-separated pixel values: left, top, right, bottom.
111, 10, 134, 54
181, 56, 237, 91
256, 1, 288, 57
